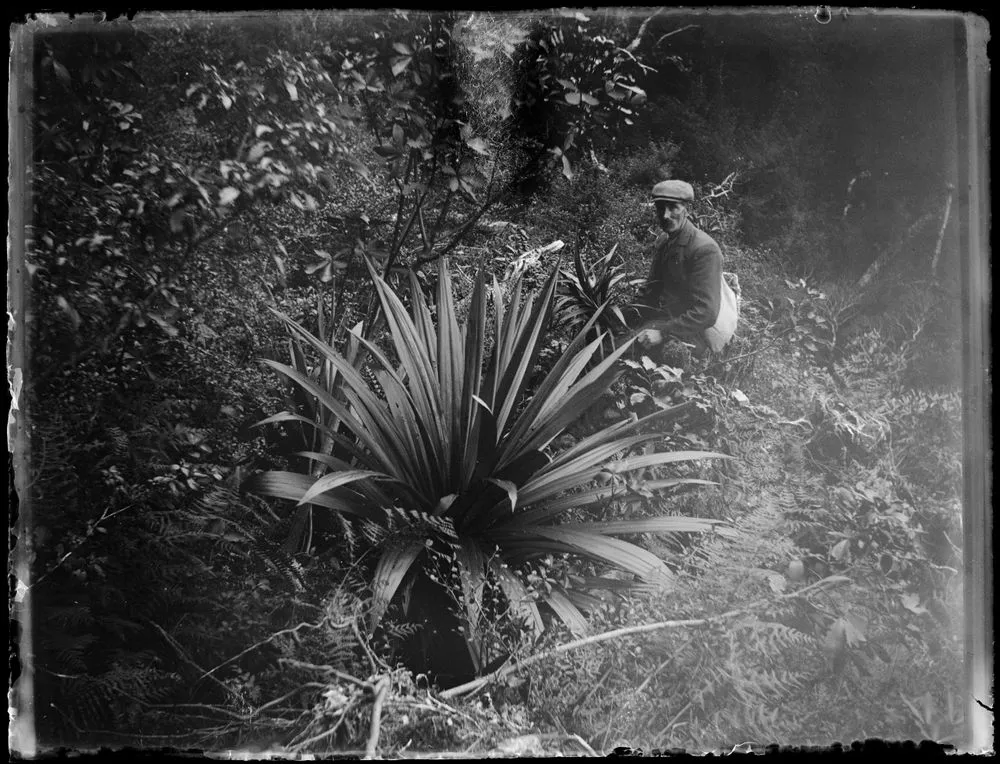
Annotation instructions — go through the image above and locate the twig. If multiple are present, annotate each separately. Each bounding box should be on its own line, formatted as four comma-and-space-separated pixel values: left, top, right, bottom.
121, 700, 266, 723
462, 732, 490, 755
255, 682, 329, 716
430, 189, 454, 249
564, 733, 599, 757
601, 712, 618, 753
712, 327, 795, 367
146, 619, 238, 701
37, 666, 86, 680
364, 677, 390, 759
30, 504, 135, 588
277, 659, 370, 689
434, 189, 506, 261
635, 636, 695, 695
199, 617, 336, 681
704, 171, 738, 200
654, 25, 698, 48
574, 662, 614, 713
440, 576, 849, 700
655, 700, 692, 745
774, 417, 812, 430
423, 692, 480, 726
289, 698, 358, 753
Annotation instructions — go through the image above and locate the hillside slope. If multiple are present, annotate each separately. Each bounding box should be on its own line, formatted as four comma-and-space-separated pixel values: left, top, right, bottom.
514, 240, 965, 751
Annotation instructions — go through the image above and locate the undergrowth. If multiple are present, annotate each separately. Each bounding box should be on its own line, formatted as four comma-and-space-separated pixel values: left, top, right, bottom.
510, 243, 965, 753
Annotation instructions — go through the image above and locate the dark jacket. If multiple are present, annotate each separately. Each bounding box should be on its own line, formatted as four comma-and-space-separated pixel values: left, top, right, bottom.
634, 218, 723, 342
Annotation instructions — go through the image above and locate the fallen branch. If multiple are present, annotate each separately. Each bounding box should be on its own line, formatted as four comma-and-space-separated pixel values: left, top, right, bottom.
625, 8, 666, 52
439, 575, 849, 699
364, 677, 390, 759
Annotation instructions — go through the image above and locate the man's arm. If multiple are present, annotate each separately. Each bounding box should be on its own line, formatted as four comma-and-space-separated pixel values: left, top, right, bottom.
629, 238, 666, 328
659, 243, 722, 338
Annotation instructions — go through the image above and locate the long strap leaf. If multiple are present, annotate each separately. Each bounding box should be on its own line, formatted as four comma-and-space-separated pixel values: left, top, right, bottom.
604, 450, 733, 474
545, 588, 590, 636
490, 558, 543, 638
367, 261, 447, 477
454, 539, 488, 673
436, 259, 465, 485
252, 412, 379, 471
459, 273, 488, 487
557, 517, 726, 535
259, 359, 406, 480
510, 526, 674, 587
345, 328, 442, 496
369, 541, 426, 634
493, 268, 560, 435
272, 311, 414, 452
295, 450, 408, 508
408, 269, 438, 371
244, 470, 379, 521
515, 478, 720, 527
546, 402, 694, 469
297, 469, 398, 507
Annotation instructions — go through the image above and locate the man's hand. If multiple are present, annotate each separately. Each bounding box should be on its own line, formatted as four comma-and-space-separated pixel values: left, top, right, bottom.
636, 328, 664, 348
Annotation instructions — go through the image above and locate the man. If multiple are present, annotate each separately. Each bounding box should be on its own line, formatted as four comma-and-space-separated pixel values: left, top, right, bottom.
632, 180, 737, 357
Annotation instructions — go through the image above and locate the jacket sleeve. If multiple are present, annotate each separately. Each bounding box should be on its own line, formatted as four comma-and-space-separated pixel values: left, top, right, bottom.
657, 242, 722, 338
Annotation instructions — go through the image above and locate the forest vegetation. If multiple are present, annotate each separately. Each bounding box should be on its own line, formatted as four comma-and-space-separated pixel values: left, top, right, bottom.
12, 9, 974, 756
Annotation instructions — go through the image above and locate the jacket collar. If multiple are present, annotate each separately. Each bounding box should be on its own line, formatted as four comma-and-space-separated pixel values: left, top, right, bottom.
665, 217, 697, 250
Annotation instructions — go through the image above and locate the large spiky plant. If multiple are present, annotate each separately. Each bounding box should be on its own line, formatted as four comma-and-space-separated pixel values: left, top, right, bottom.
247, 257, 727, 671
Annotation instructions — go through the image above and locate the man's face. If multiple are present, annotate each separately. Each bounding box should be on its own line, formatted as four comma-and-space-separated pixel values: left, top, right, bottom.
655, 200, 687, 234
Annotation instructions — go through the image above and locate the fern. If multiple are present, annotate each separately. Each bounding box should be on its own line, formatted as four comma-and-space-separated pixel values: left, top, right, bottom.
361, 507, 459, 547
106, 425, 130, 460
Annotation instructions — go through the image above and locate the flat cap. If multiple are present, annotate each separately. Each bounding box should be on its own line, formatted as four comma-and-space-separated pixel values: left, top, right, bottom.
651, 180, 694, 202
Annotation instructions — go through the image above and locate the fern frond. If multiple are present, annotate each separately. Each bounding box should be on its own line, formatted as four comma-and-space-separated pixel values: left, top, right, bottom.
106, 425, 129, 459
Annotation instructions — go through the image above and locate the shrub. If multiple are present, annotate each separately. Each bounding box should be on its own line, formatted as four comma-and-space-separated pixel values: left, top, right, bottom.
884, 390, 963, 503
